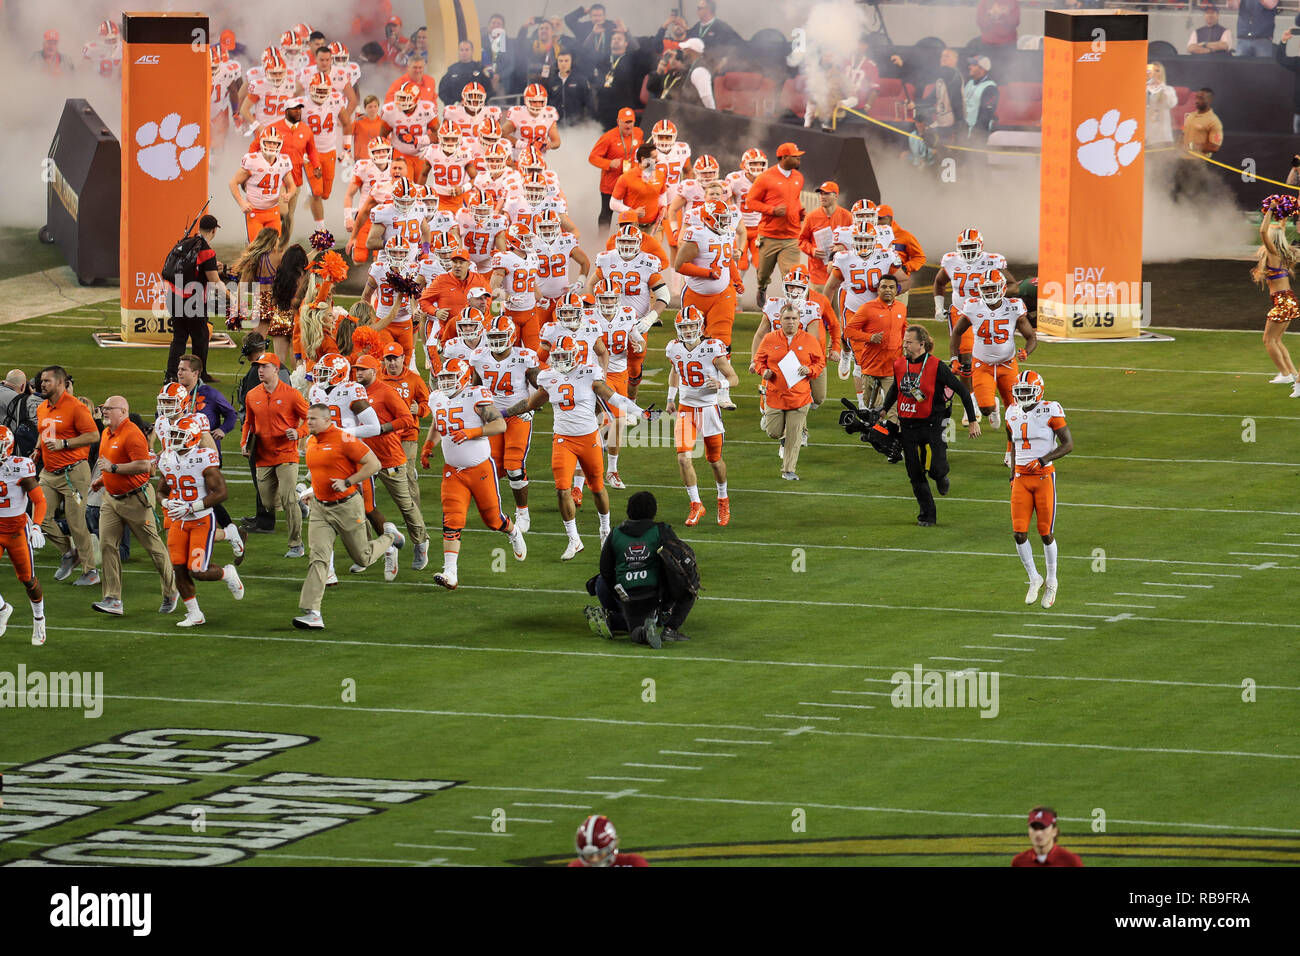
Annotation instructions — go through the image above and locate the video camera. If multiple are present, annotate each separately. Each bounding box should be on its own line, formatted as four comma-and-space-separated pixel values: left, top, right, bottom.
838, 398, 902, 463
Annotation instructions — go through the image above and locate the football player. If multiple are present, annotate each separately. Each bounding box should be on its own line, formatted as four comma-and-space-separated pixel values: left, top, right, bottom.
419, 358, 527, 590
209, 46, 243, 155
364, 236, 422, 369
724, 147, 767, 298
328, 41, 362, 99
490, 224, 544, 352
502, 83, 560, 158
589, 224, 671, 403
569, 815, 649, 867
503, 337, 653, 560
457, 188, 510, 272
823, 228, 909, 408
241, 49, 294, 134
301, 72, 351, 233
949, 270, 1037, 429
366, 176, 429, 264
83, 19, 122, 79
343, 138, 396, 261
934, 228, 1016, 425
532, 210, 590, 326
469, 314, 540, 532
665, 306, 739, 526
675, 199, 739, 354
230, 128, 294, 242
1005, 371, 1073, 610
379, 81, 439, 183
0, 425, 48, 645
157, 416, 244, 628
472, 141, 523, 210
444, 81, 502, 138
422, 120, 475, 212
592, 280, 646, 490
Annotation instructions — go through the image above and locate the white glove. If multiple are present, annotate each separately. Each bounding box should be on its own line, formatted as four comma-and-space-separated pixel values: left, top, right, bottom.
1003, 451, 1013, 469
837, 350, 853, 380
637, 310, 659, 335
243, 120, 260, 139
165, 499, 194, 521
28, 523, 46, 550
934, 294, 946, 320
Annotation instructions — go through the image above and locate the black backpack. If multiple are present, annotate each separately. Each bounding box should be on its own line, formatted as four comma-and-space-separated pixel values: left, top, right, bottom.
162, 234, 205, 288
2, 395, 38, 458
657, 529, 701, 600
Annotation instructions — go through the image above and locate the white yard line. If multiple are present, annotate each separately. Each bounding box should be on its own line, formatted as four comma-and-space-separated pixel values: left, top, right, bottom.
1230, 552, 1300, 558
1020, 623, 1096, 630
1172, 572, 1242, 578
658, 750, 738, 758
1086, 602, 1157, 609
435, 829, 513, 838
797, 701, 876, 710
695, 738, 773, 745
623, 762, 703, 771
1257, 542, 1300, 547
472, 815, 553, 824
991, 633, 1067, 641
1114, 592, 1187, 599
962, 645, 1036, 653
832, 689, 895, 697
512, 802, 592, 810
395, 842, 478, 852
1142, 582, 1214, 589
587, 775, 664, 783
764, 713, 842, 721
930, 656, 1004, 663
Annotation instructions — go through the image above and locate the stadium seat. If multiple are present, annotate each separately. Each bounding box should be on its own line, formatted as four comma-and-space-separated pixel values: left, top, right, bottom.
717, 72, 771, 117
867, 79, 915, 123
1171, 86, 1196, 132
996, 81, 1043, 128
780, 75, 808, 119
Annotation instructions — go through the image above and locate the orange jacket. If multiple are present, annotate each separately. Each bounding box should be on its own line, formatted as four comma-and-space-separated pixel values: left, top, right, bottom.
612, 167, 667, 227
746, 166, 805, 239
360, 378, 415, 468
754, 328, 826, 409
887, 224, 926, 274
589, 126, 644, 194
250, 118, 320, 174
846, 298, 908, 377
385, 74, 439, 107
418, 270, 492, 336
798, 205, 853, 285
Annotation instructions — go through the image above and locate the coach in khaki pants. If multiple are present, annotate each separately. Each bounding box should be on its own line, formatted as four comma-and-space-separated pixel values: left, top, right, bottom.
294, 405, 402, 630
89, 397, 178, 615
35, 365, 100, 585
356, 355, 428, 569
746, 142, 806, 306
241, 355, 308, 557
845, 274, 908, 422
754, 304, 826, 480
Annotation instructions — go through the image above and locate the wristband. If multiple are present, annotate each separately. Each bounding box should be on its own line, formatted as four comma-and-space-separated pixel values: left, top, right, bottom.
667, 386, 678, 402
343, 134, 354, 149
934, 295, 945, 315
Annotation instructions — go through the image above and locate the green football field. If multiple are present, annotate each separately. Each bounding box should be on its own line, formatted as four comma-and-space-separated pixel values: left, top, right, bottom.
1, 300, 1298, 867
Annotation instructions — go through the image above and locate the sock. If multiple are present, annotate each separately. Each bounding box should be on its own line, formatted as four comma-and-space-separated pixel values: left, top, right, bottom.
30, 598, 43, 619
313, 218, 326, 231
1044, 541, 1058, 582
574, 475, 586, 491
598, 511, 611, 535
444, 551, 459, 575
686, 484, 700, 504
0, 592, 5, 611
563, 518, 578, 540
1016, 541, 1039, 580
329, 554, 335, 574
607, 453, 618, 473
183, 597, 200, 616
856, 389, 866, 409
716, 481, 728, 499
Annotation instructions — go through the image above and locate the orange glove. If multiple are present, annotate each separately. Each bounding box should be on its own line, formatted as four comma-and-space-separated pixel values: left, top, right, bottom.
420, 439, 436, 468
1016, 348, 1028, 361
450, 426, 483, 444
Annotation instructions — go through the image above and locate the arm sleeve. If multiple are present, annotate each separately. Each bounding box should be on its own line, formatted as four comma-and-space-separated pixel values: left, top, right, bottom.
805, 337, 826, 377
797, 217, 816, 257
745, 180, 773, 215
28, 485, 47, 525
936, 361, 978, 421
588, 133, 608, 169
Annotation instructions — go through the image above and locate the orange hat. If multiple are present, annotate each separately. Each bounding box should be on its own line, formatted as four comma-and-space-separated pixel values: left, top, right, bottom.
815, 181, 839, 193
253, 353, 280, 368
618, 107, 636, 123
877, 204, 894, 218
776, 142, 805, 158
448, 246, 471, 261
383, 343, 405, 357
354, 355, 381, 370
618, 209, 640, 223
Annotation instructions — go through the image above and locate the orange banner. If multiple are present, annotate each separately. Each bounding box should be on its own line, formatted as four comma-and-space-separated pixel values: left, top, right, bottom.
121, 13, 210, 343
1038, 11, 1146, 339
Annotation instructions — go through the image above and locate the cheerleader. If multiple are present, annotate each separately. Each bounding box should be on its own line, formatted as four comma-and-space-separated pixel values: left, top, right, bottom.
1255, 197, 1299, 396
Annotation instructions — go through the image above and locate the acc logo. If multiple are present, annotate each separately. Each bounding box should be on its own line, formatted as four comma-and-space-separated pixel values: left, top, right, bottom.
134, 113, 206, 182
1076, 51, 1103, 62
134, 54, 160, 64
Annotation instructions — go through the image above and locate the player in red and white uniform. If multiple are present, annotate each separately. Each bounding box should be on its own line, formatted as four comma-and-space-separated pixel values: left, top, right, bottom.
83, 19, 122, 79
504, 338, 651, 560
0, 425, 48, 646
368, 176, 429, 260
435, 308, 489, 375
444, 82, 503, 138
934, 228, 1015, 422
490, 224, 544, 352
517, 146, 565, 202
1004, 370, 1073, 610
421, 121, 474, 213
568, 816, 649, 867
469, 314, 540, 531
725, 148, 766, 279
591, 280, 646, 489
363, 237, 423, 364
651, 119, 692, 191
300, 72, 350, 232
532, 210, 590, 326
277, 28, 311, 75
456, 188, 509, 272
667, 154, 720, 237
157, 416, 244, 628
824, 228, 908, 324
230, 130, 294, 241
241, 49, 295, 133
589, 225, 671, 403
676, 199, 740, 352
419, 358, 526, 590
664, 307, 738, 527
502, 83, 560, 159
209, 46, 243, 154
503, 173, 576, 237
463, 116, 504, 177
950, 270, 1037, 429
380, 82, 439, 181
471, 141, 521, 211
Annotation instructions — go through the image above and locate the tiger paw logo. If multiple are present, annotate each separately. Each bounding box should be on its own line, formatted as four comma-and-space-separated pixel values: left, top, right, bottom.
1075, 109, 1141, 177
135, 113, 205, 181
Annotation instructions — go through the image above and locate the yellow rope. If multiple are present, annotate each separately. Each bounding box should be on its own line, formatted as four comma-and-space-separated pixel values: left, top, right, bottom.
1182, 150, 1300, 192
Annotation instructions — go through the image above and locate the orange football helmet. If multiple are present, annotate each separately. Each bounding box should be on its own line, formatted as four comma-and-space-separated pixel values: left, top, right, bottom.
486, 313, 517, 353
741, 147, 767, 177
437, 357, 474, 397
157, 382, 188, 418
394, 81, 420, 112
1013, 369, 1044, 409
316, 353, 351, 388
615, 223, 642, 260
652, 119, 677, 150
555, 292, 584, 331
524, 83, 548, 114
593, 279, 621, 318
980, 269, 1007, 305
462, 82, 487, 111
957, 228, 984, 263
693, 154, 719, 183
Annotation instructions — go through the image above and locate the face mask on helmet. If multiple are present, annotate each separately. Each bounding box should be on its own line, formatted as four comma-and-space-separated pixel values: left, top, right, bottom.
524, 179, 547, 204
550, 344, 578, 374
260, 137, 283, 164
370, 142, 392, 168
676, 313, 702, 347
616, 229, 640, 260
463, 84, 486, 111
853, 234, 875, 257
557, 304, 582, 331
596, 291, 620, 318
457, 314, 484, 344
157, 384, 187, 419
437, 365, 470, 397
958, 233, 983, 263
439, 126, 460, 152
395, 86, 417, 111
980, 275, 1005, 306
0, 426, 14, 460
784, 278, 808, 301
653, 123, 676, 151
536, 213, 560, 241
525, 84, 547, 114
310, 78, 331, 104
487, 320, 514, 354
1013, 376, 1042, 409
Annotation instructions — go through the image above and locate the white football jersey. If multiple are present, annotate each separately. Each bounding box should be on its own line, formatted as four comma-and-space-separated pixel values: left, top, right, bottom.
665, 338, 728, 408
458, 211, 508, 270
533, 233, 580, 297
537, 364, 603, 436
680, 224, 733, 295
470, 346, 539, 411
240, 153, 293, 210
961, 296, 1028, 364
599, 306, 642, 374
654, 142, 692, 191
424, 145, 473, 197
443, 102, 502, 138
540, 318, 604, 368
308, 381, 369, 431
210, 62, 241, 120
159, 447, 220, 520
593, 250, 662, 316
831, 246, 903, 314
329, 61, 361, 93
0, 456, 37, 523
940, 251, 1008, 302
473, 168, 523, 210
82, 40, 121, 79
301, 91, 346, 153
369, 259, 419, 325
371, 200, 429, 246
1006, 401, 1067, 470
492, 249, 539, 311
248, 77, 295, 125
505, 104, 558, 156
430, 385, 496, 469
380, 100, 438, 156
351, 158, 393, 205
724, 170, 761, 229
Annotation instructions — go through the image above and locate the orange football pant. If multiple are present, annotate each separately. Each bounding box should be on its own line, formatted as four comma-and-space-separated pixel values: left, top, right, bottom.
551, 431, 604, 492
0, 528, 34, 582
1011, 470, 1057, 536
681, 285, 737, 347
245, 205, 282, 243
441, 459, 507, 531
167, 513, 215, 572
972, 358, 1019, 409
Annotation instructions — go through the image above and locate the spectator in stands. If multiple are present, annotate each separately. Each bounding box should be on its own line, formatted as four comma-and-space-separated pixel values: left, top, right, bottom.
963, 56, 999, 143
550, 51, 594, 124
565, 4, 612, 78
677, 38, 716, 109
798, 182, 852, 288
594, 31, 643, 129
904, 106, 941, 167
892, 47, 960, 143
519, 16, 560, 86
846, 37, 881, 115
688, 0, 744, 70
396, 26, 429, 67
386, 54, 438, 106
1275, 24, 1300, 133
647, 48, 703, 108
654, 14, 690, 56
32, 29, 74, 75
1145, 62, 1178, 146
482, 12, 509, 51
975, 0, 1020, 50
482, 17, 518, 97
804, 50, 854, 130
439, 41, 488, 107
1188, 4, 1234, 55
590, 108, 644, 237
381, 16, 411, 65
1227, 0, 1280, 58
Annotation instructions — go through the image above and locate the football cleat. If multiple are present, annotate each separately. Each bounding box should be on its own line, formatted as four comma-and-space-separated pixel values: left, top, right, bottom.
514, 510, 531, 534
223, 565, 245, 600
509, 525, 527, 560
561, 537, 584, 561
0, 601, 12, 637
434, 570, 459, 590
1041, 581, 1058, 609
32, 616, 46, 646
1024, 575, 1044, 605
228, 526, 246, 564
685, 502, 706, 526
717, 497, 731, 526
605, 471, 626, 490
177, 609, 206, 628
159, 592, 179, 614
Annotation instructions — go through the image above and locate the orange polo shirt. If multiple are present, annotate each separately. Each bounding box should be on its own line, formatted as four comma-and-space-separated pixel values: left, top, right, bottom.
385, 74, 439, 107
418, 270, 492, 340
250, 119, 320, 179
36, 391, 97, 471
846, 299, 908, 378
381, 368, 431, 442
589, 126, 644, 194
361, 378, 415, 468
746, 165, 805, 239
98, 419, 152, 496
351, 115, 386, 157
241, 380, 309, 467
305, 424, 371, 502
754, 328, 826, 409
612, 167, 667, 227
